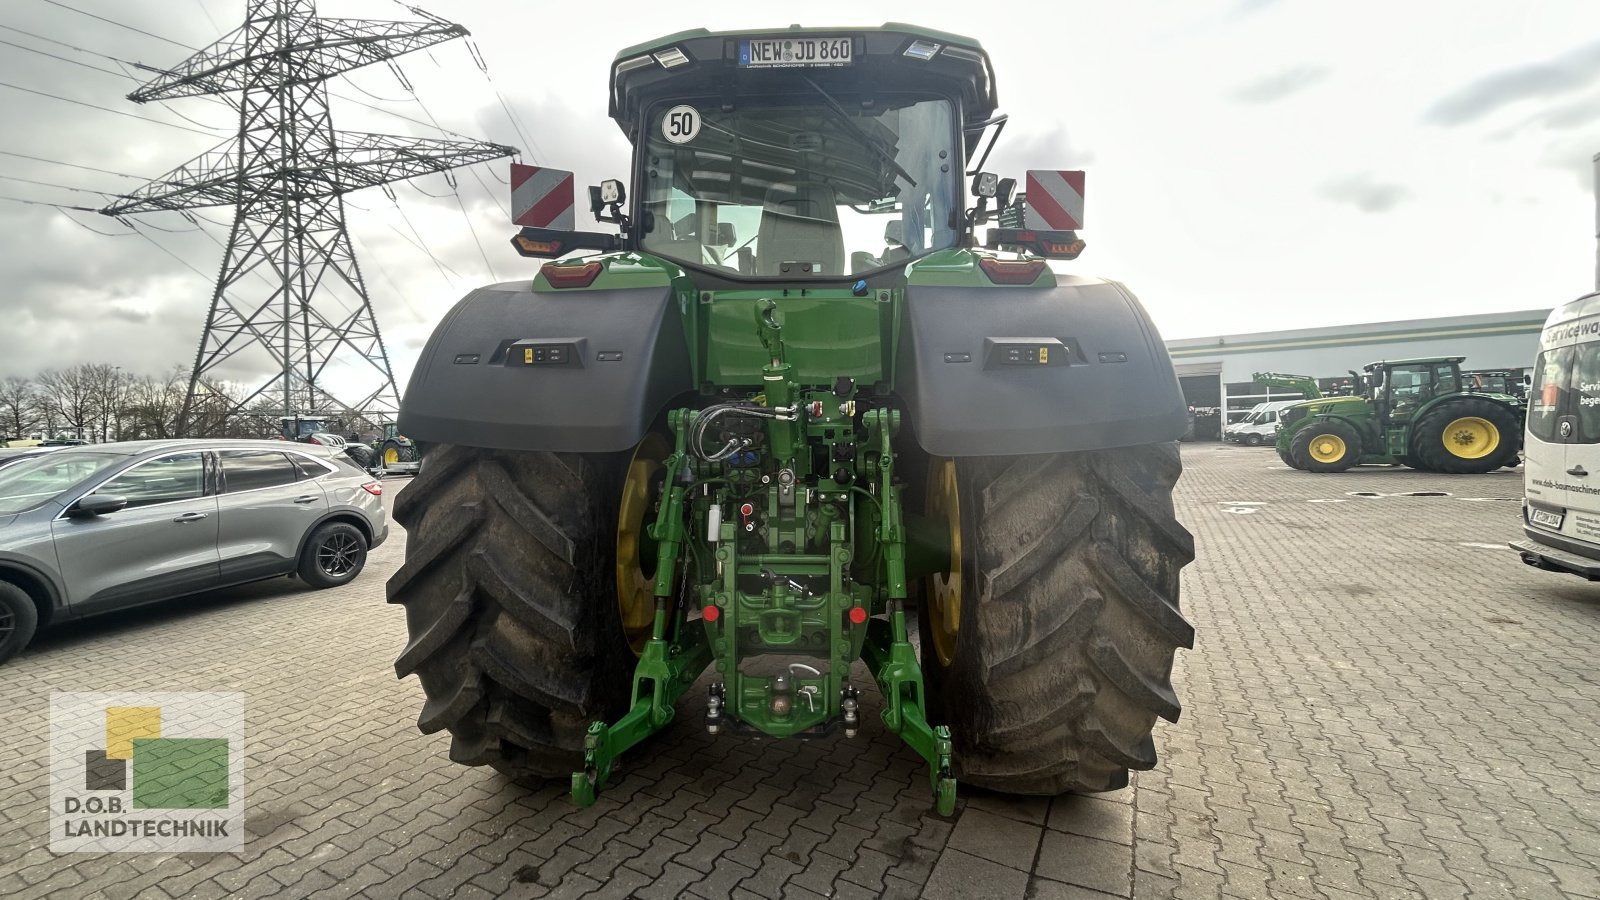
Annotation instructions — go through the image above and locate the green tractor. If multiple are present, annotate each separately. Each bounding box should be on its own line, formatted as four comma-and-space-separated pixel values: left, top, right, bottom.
1275, 357, 1524, 473
371, 422, 419, 471
389, 25, 1195, 815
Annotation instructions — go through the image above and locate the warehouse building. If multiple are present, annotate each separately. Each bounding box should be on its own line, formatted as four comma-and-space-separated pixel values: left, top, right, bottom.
1165, 309, 1548, 441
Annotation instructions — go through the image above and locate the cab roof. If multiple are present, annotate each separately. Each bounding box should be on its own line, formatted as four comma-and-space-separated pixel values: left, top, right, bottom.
1362, 357, 1464, 371
608, 23, 999, 142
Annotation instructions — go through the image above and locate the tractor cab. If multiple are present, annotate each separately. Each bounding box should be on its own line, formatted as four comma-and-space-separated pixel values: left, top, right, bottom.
511, 25, 1086, 279
1366, 357, 1465, 426
279, 415, 341, 445
610, 27, 991, 279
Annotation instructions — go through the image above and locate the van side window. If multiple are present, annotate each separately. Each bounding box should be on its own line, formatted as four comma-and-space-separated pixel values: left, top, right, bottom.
1528, 348, 1571, 443
1574, 345, 1600, 443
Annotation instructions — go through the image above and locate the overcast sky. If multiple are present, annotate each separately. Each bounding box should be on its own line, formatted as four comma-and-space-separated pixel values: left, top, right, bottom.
0, 0, 1597, 400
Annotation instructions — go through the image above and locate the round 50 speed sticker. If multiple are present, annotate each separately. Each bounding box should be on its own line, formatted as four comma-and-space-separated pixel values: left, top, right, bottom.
662, 105, 701, 144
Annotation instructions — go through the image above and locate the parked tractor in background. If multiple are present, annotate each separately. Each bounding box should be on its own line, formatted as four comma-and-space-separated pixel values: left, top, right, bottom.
372, 422, 419, 472
277, 415, 375, 468
1464, 369, 1526, 399
1275, 357, 1524, 473
387, 25, 1195, 816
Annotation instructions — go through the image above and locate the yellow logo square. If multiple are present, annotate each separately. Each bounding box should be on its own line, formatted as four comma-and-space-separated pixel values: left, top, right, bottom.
105, 707, 161, 760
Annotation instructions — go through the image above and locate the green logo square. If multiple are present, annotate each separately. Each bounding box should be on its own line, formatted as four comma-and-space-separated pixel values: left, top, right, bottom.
131, 738, 230, 810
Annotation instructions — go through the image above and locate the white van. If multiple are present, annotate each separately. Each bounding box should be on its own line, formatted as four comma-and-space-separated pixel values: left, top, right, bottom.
1223, 400, 1300, 446
1513, 292, 1600, 578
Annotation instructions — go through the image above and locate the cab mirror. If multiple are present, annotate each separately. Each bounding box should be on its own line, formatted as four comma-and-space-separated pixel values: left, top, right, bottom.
70, 494, 128, 517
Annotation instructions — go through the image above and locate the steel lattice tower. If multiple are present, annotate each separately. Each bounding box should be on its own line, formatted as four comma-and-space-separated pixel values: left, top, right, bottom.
102, 0, 514, 429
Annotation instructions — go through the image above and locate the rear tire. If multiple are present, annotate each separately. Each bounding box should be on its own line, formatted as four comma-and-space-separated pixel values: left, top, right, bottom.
387, 444, 635, 780
918, 444, 1195, 794
345, 444, 375, 468
1410, 399, 1521, 474
1290, 420, 1362, 472
381, 439, 417, 466
0, 581, 39, 666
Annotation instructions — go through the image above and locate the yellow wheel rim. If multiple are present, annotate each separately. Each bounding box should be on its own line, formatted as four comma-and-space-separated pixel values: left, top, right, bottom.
383, 446, 400, 465
1443, 416, 1499, 459
615, 433, 668, 655
925, 458, 962, 667
1308, 434, 1347, 464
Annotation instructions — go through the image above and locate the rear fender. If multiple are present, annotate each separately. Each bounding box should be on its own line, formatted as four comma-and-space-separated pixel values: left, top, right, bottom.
398, 281, 692, 452
895, 277, 1185, 455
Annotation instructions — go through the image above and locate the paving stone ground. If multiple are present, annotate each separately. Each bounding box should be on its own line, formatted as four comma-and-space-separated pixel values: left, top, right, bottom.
2, 444, 1598, 899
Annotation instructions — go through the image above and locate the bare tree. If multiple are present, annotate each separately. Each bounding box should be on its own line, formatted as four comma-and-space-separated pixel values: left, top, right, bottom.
122, 367, 190, 439
82, 364, 134, 442
0, 376, 38, 440
35, 366, 100, 440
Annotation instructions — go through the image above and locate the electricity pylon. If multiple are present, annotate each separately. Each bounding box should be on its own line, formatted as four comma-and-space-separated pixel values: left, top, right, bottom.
102, 0, 515, 430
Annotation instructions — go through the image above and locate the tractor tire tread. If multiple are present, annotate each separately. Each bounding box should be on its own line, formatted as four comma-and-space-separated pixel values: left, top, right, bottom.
388, 445, 633, 781
929, 443, 1194, 795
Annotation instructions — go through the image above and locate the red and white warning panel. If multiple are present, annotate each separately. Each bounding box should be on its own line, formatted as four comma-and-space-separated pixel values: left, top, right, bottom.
1023, 170, 1085, 231
510, 163, 575, 230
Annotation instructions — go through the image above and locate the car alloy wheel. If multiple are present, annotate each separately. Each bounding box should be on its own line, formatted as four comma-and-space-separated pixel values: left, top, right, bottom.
317, 532, 362, 578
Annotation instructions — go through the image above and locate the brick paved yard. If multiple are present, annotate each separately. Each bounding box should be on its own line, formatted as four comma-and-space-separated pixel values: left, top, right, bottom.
3, 444, 1599, 899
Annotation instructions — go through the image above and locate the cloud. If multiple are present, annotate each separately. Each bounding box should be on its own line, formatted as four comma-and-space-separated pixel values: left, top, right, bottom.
1317, 174, 1412, 213
1229, 66, 1331, 105
1425, 38, 1600, 126
1527, 90, 1600, 131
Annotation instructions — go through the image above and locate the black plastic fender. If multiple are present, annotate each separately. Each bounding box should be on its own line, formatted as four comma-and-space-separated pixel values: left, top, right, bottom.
398, 281, 691, 452
896, 276, 1186, 456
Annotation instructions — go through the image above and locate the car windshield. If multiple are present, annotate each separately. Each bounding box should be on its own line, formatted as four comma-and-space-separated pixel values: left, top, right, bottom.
290, 420, 328, 437
640, 94, 956, 277
0, 452, 125, 515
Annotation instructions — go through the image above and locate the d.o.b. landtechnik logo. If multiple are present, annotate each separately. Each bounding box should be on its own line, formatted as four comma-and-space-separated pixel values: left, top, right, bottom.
50, 692, 245, 853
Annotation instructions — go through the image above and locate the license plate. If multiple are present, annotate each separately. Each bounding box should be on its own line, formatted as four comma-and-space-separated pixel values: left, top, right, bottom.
740, 37, 853, 68
1530, 507, 1565, 530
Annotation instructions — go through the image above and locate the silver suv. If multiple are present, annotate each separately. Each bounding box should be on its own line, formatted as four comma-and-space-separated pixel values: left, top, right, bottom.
0, 439, 388, 664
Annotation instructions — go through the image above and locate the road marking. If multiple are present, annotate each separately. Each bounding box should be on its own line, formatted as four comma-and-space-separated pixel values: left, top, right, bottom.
1459, 542, 1506, 550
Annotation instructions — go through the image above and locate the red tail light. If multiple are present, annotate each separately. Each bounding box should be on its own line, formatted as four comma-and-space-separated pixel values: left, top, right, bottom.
361, 481, 383, 496
541, 260, 603, 289
978, 257, 1048, 285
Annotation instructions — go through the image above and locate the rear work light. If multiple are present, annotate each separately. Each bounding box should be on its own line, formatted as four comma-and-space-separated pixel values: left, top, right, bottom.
978, 257, 1048, 285
361, 482, 383, 496
541, 260, 603, 289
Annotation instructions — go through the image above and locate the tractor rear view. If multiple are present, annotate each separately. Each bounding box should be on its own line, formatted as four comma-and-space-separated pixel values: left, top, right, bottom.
1276, 357, 1524, 473
388, 25, 1194, 815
